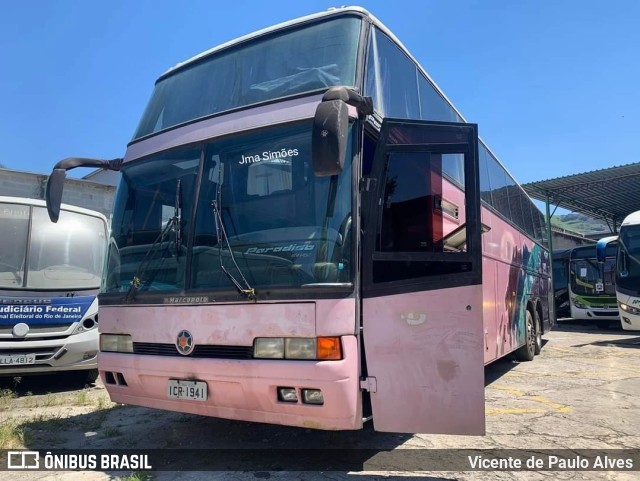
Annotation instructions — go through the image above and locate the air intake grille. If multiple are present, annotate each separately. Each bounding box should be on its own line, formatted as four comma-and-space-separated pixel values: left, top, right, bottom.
132, 342, 253, 359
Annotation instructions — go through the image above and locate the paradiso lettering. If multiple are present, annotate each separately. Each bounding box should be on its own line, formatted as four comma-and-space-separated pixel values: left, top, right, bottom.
245, 243, 315, 255
239, 148, 299, 165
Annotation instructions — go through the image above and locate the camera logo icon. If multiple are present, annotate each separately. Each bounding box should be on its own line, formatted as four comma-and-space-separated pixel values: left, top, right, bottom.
7, 451, 39, 469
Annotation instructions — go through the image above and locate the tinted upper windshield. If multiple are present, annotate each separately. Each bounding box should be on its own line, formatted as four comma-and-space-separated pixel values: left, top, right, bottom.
133, 16, 362, 139
0, 203, 107, 290
617, 224, 640, 293
106, 121, 354, 296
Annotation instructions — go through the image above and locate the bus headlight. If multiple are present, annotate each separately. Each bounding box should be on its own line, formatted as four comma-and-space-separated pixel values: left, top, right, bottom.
72, 317, 98, 335
100, 334, 133, 353
573, 299, 587, 309
254, 338, 285, 358
253, 337, 342, 360
285, 338, 316, 359
619, 302, 640, 315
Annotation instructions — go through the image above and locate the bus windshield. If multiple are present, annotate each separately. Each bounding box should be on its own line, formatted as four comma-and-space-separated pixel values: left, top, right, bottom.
617, 224, 640, 293
570, 257, 616, 296
133, 16, 362, 139
106, 121, 354, 296
0, 203, 106, 290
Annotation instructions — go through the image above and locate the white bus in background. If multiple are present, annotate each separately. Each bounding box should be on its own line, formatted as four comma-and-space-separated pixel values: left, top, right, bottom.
615, 211, 640, 330
0, 197, 108, 383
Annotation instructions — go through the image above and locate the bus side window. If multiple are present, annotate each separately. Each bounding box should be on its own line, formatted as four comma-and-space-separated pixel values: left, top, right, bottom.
379, 152, 443, 252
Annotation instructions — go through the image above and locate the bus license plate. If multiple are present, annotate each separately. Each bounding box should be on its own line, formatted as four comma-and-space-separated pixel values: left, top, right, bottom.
0, 353, 36, 366
167, 380, 208, 401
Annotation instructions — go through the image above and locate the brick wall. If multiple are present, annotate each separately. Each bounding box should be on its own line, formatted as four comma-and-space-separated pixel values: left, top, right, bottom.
0, 168, 116, 218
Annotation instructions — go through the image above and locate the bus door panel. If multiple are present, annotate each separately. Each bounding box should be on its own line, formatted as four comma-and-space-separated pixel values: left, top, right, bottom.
362, 120, 484, 434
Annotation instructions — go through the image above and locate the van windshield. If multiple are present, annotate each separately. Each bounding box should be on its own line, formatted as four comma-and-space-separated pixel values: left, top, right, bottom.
0, 203, 107, 290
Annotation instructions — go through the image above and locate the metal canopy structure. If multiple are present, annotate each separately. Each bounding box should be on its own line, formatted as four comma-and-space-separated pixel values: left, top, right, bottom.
522, 162, 640, 233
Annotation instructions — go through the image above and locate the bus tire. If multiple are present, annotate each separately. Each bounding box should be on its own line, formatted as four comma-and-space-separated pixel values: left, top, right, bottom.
515, 310, 536, 362
534, 310, 542, 355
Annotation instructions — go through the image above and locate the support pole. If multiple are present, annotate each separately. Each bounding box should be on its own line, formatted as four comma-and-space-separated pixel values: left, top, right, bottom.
545, 192, 556, 325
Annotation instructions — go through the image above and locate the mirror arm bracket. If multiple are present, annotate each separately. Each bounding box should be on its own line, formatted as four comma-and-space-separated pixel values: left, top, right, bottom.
321, 87, 373, 118
53, 157, 123, 172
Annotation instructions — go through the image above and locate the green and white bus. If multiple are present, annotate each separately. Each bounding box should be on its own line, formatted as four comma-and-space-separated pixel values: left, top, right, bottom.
569, 243, 619, 327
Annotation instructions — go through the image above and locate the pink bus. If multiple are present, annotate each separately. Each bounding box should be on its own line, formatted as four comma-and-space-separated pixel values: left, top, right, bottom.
44, 7, 552, 435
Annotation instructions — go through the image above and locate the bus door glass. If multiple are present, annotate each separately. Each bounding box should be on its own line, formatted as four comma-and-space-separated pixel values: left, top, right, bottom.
362, 120, 484, 434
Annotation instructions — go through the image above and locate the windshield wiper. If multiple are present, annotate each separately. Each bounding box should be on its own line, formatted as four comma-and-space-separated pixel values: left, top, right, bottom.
210, 164, 256, 301
125, 180, 183, 302
124, 217, 175, 302
174, 179, 182, 254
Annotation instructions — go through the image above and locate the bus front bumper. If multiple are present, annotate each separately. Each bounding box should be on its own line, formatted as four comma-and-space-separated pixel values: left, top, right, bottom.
0, 328, 98, 377
620, 314, 640, 330
99, 335, 361, 430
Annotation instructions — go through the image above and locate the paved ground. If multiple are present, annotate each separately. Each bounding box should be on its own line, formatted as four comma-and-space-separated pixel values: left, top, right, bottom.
2, 320, 639, 480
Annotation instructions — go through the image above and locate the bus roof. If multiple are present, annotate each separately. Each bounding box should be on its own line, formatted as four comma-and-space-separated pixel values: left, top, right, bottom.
164, 7, 372, 76
161, 7, 465, 122
621, 210, 640, 227
0, 196, 107, 222
569, 243, 616, 260
552, 248, 573, 260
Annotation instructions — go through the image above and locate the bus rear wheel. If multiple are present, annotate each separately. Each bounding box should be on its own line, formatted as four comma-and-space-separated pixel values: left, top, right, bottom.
515, 310, 536, 362
534, 310, 542, 355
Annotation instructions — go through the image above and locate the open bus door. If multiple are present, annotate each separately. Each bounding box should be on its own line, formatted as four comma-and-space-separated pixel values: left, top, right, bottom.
361, 120, 485, 434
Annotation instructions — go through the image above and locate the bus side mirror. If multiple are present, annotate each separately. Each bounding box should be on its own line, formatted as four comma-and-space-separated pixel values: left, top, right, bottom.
45, 169, 67, 223
596, 235, 617, 263
619, 252, 629, 277
45, 157, 123, 223
312, 99, 349, 177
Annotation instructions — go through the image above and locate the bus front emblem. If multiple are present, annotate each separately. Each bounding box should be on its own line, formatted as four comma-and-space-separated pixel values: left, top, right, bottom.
176, 330, 194, 356
13, 323, 29, 338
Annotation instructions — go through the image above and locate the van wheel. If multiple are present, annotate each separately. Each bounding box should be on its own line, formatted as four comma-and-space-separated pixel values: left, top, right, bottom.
534, 310, 542, 355
70, 369, 99, 387
515, 310, 536, 362
84, 369, 99, 385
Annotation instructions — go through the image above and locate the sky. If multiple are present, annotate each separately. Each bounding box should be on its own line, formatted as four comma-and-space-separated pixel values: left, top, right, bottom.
1, 0, 639, 187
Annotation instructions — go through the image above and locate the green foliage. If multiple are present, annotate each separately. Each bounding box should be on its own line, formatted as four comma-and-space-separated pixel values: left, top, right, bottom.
552, 213, 612, 235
